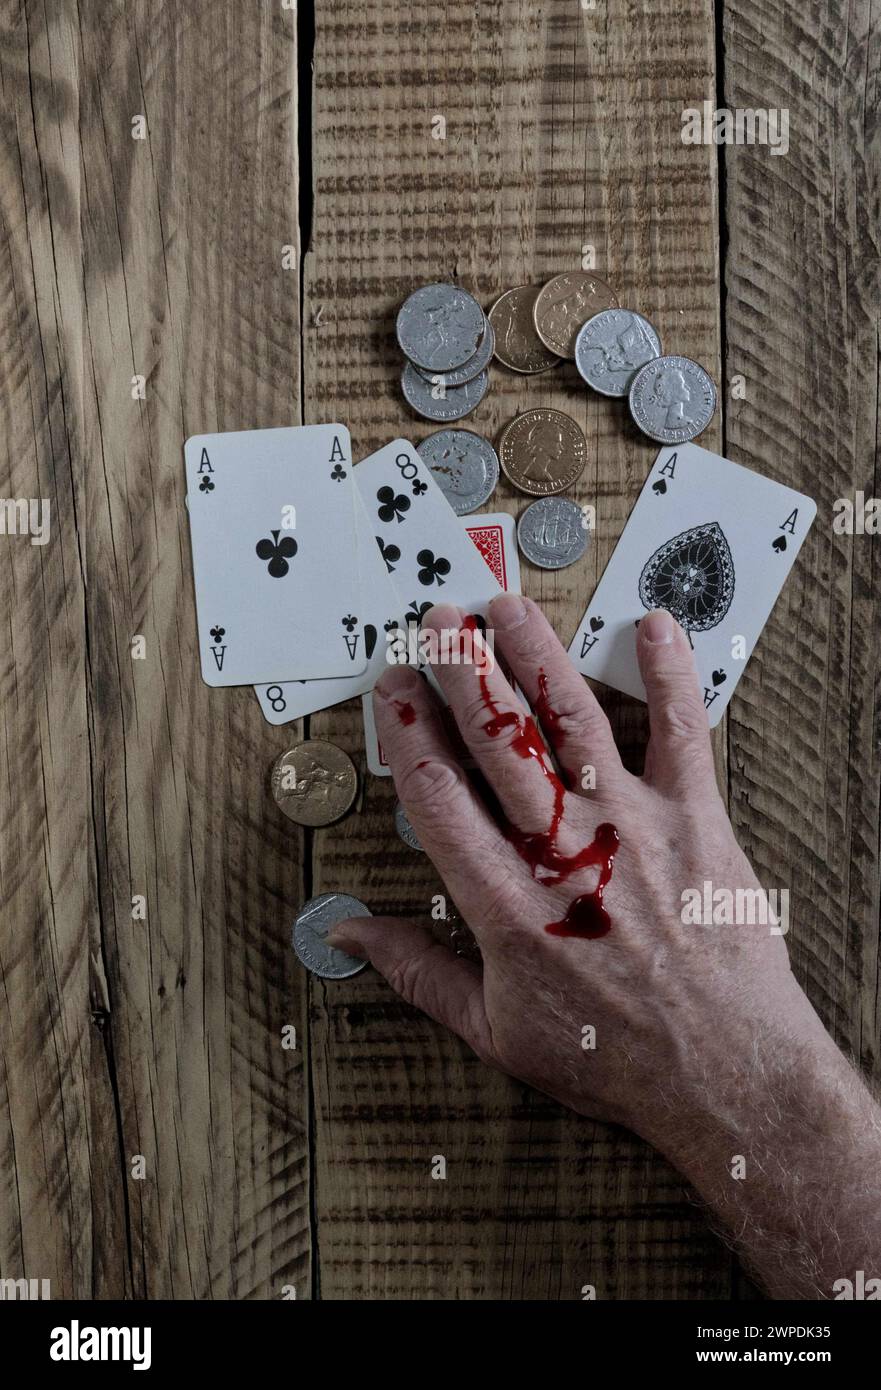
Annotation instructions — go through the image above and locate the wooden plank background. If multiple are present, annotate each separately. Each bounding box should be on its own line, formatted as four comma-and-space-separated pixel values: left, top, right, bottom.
0, 0, 877, 1299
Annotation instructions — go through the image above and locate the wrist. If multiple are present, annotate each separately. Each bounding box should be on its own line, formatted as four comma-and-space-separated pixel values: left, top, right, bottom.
634, 991, 881, 1298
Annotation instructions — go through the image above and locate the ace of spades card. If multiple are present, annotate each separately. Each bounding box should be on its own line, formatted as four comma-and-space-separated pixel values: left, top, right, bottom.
184, 424, 366, 687
569, 443, 817, 726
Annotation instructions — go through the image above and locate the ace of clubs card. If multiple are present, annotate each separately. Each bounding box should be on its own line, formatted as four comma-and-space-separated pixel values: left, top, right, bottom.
184, 424, 366, 687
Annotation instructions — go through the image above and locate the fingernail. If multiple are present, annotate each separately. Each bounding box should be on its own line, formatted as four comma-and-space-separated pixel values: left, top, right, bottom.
375, 664, 421, 698
489, 593, 527, 629
641, 609, 675, 644
421, 603, 463, 633
325, 933, 368, 958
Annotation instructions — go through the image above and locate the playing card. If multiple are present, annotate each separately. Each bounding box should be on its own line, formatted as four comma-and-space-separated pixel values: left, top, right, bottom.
569, 443, 816, 726
354, 438, 506, 628
363, 508, 520, 776
184, 425, 366, 687
254, 488, 407, 724
461, 512, 520, 592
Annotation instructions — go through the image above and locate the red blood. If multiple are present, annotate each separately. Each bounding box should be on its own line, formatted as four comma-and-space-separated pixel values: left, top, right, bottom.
460, 620, 620, 936
544, 824, 620, 938
393, 700, 416, 726
534, 670, 565, 744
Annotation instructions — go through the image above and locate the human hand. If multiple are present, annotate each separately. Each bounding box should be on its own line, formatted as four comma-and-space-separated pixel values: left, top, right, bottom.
328, 594, 881, 1297
327, 595, 826, 1142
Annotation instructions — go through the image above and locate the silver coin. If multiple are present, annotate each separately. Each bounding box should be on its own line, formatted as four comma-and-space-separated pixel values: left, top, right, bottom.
517, 497, 589, 569
394, 801, 424, 852
574, 308, 661, 397
396, 284, 486, 372
293, 892, 370, 979
628, 354, 717, 443
416, 429, 500, 514
414, 317, 495, 387
401, 362, 489, 421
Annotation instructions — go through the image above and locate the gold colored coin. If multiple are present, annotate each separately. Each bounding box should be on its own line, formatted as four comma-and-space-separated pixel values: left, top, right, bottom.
533, 272, 619, 359
487, 285, 560, 374
499, 409, 587, 497
270, 740, 357, 827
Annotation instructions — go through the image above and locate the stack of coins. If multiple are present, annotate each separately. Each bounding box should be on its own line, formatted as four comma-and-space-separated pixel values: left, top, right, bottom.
396, 283, 493, 422
394, 273, 717, 560
489, 270, 717, 445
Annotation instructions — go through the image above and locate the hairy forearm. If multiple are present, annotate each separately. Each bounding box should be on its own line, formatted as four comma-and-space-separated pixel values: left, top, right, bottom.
640, 999, 881, 1299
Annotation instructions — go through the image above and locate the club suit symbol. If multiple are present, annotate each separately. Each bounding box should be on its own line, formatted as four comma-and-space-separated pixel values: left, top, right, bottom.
406, 600, 433, 625
416, 549, 451, 586
377, 486, 411, 523
209, 624, 227, 672
376, 536, 401, 571
256, 530, 298, 578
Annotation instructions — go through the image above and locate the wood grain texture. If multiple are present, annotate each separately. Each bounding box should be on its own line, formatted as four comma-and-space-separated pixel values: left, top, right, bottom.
0, 0, 309, 1298
82, 0, 310, 1300
0, 0, 126, 1301
722, 1, 881, 1062
3, 0, 877, 1303
306, 0, 728, 1298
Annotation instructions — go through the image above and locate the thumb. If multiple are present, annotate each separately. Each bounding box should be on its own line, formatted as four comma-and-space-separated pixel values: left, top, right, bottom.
326, 917, 493, 1061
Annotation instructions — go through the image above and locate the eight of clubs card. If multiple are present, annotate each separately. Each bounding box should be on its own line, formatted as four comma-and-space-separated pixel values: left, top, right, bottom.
353, 439, 506, 627
363, 509, 520, 775
184, 425, 366, 687
569, 443, 816, 726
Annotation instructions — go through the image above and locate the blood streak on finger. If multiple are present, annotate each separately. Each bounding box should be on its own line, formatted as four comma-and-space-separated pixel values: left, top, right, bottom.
460, 618, 621, 936
392, 699, 417, 726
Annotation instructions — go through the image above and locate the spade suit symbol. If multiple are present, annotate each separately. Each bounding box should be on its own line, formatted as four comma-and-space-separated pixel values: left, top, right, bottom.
772, 534, 787, 552
639, 521, 734, 644
652, 479, 667, 495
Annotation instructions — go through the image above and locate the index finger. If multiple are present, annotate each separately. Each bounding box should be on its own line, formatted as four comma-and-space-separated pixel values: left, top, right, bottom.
372, 665, 517, 935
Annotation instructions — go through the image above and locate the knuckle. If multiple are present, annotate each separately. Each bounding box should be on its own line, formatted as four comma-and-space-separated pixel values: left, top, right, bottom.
386, 943, 433, 1003
551, 697, 611, 748
657, 696, 709, 741
457, 685, 496, 736
457, 688, 519, 754
395, 758, 491, 862
397, 757, 462, 812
